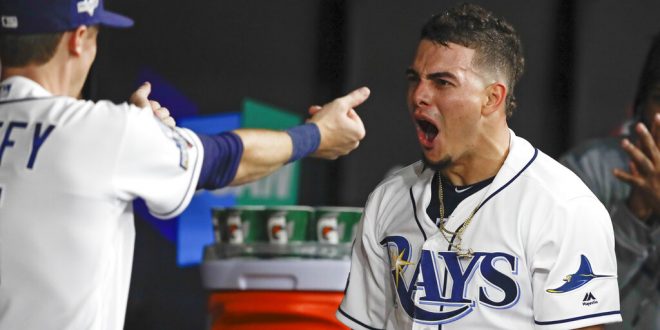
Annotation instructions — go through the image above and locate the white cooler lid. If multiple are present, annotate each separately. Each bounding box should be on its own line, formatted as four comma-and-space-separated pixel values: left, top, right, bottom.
201, 258, 351, 291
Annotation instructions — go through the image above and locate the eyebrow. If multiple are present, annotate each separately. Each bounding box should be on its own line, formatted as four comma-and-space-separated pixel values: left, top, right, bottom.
405, 68, 457, 81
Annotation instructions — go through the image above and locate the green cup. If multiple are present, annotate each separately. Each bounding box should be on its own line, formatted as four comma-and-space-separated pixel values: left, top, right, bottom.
264, 206, 314, 244
314, 207, 363, 243
211, 206, 267, 244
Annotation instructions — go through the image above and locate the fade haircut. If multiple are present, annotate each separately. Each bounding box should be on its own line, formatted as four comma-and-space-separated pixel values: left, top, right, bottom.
421, 3, 525, 117
633, 32, 660, 126
0, 32, 64, 67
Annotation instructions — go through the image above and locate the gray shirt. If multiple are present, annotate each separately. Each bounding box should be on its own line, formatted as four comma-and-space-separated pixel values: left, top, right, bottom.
561, 136, 660, 330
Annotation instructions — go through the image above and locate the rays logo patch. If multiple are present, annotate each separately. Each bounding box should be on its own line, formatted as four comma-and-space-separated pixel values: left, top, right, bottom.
546, 255, 612, 294
166, 129, 192, 170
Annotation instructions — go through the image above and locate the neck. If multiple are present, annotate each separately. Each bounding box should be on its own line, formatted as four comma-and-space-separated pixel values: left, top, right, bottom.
442, 123, 510, 186
1, 32, 82, 98
2, 61, 77, 97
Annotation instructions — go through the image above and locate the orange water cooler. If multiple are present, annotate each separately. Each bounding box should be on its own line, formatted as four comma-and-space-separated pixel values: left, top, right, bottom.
201, 247, 351, 330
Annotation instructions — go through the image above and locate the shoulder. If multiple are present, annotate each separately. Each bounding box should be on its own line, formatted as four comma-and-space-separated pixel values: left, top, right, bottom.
502, 134, 603, 212
521, 149, 596, 201
368, 161, 424, 199
511, 148, 610, 229
47, 98, 143, 124
362, 161, 428, 230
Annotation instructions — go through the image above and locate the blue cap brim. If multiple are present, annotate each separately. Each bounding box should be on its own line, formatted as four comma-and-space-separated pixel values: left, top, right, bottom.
97, 10, 134, 28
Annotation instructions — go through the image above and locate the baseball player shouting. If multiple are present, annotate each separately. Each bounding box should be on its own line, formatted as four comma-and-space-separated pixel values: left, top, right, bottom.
337, 4, 621, 330
0, 0, 369, 329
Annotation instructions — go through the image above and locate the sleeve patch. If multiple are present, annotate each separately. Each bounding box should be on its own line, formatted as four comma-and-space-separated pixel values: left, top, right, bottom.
168, 128, 192, 170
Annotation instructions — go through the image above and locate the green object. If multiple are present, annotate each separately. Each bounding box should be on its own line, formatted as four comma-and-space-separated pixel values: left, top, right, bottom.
264, 206, 314, 244
212, 206, 267, 244
238, 99, 301, 206
314, 207, 363, 243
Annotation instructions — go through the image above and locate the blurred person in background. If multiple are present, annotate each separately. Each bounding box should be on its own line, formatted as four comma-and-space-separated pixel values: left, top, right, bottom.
561, 32, 660, 330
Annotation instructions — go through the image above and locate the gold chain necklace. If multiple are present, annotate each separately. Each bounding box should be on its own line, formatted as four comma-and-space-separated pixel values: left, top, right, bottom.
437, 172, 483, 259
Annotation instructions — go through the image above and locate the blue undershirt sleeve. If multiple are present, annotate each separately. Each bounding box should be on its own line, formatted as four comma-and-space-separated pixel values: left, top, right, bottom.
196, 132, 243, 190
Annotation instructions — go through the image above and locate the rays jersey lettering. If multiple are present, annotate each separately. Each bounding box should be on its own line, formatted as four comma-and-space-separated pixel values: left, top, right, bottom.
0, 121, 56, 169
381, 235, 520, 325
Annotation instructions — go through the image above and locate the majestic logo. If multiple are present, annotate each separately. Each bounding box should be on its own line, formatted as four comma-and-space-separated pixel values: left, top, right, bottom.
582, 292, 598, 306
546, 255, 612, 294
77, 0, 99, 16
381, 236, 520, 325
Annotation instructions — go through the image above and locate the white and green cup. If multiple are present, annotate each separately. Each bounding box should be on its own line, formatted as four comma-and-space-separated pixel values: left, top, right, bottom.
264, 206, 314, 244
212, 206, 267, 244
314, 207, 363, 243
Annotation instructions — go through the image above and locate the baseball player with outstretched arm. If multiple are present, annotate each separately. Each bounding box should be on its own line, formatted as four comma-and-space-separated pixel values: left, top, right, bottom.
337, 4, 621, 329
0, 0, 369, 329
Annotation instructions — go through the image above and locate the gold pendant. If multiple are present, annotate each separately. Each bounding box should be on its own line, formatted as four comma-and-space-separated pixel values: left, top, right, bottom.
457, 248, 474, 259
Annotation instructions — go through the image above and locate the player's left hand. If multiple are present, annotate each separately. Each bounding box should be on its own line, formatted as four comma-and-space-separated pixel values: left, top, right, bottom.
613, 113, 660, 220
129, 82, 176, 128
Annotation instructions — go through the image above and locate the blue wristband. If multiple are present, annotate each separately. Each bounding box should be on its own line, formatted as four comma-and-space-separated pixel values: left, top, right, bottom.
286, 123, 321, 163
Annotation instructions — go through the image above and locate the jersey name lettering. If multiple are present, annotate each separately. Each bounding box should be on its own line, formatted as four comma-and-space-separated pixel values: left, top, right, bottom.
381, 235, 520, 325
0, 121, 56, 169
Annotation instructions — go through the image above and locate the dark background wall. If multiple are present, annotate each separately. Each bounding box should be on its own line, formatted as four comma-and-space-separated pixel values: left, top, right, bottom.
86, 1, 660, 329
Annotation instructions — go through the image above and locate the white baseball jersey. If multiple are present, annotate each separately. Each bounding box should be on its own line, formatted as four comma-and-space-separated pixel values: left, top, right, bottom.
337, 130, 622, 329
0, 77, 203, 329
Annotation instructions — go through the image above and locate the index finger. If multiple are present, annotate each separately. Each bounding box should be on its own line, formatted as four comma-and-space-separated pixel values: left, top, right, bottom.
337, 86, 371, 109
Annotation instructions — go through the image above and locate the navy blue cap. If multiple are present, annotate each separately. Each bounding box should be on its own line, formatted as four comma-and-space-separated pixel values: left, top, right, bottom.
0, 0, 133, 34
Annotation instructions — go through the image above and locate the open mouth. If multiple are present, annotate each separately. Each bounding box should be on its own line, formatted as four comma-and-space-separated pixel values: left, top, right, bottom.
416, 119, 438, 146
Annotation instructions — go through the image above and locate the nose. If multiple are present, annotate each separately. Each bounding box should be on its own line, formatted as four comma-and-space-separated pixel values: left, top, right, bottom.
410, 79, 431, 108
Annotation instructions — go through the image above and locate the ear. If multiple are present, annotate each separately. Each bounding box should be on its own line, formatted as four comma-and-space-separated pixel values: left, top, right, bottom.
482, 82, 507, 116
67, 26, 89, 56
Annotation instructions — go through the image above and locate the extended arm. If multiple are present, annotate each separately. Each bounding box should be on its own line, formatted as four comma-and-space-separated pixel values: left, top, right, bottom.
228, 86, 369, 185
229, 128, 297, 186
129, 83, 369, 189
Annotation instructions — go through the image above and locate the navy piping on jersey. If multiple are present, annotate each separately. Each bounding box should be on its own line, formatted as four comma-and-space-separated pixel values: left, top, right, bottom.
534, 310, 621, 325
342, 239, 357, 295
446, 148, 539, 248
409, 187, 428, 240
337, 306, 385, 330
475, 148, 538, 214
151, 133, 201, 218
0, 96, 61, 105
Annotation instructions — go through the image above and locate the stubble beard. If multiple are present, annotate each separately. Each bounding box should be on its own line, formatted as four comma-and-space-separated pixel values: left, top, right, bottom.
422, 153, 452, 171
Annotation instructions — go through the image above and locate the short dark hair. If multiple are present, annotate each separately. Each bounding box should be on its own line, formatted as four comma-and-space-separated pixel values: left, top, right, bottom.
421, 3, 525, 117
633, 32, 660, 125
0, 32, 64, 67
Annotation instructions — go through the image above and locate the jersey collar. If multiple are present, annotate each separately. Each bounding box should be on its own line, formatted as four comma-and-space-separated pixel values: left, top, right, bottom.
413, 129, 538, 228
0, 76, 54, 101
